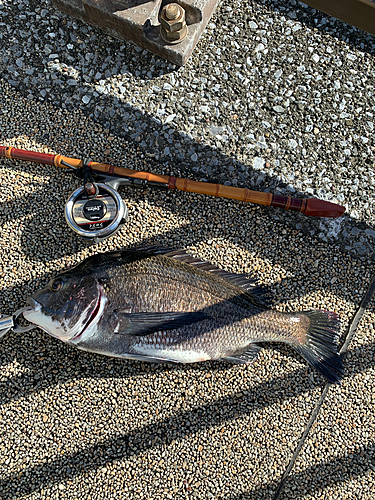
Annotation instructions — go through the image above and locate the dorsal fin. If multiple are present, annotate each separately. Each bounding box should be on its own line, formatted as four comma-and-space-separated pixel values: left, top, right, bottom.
128, 247, 272, 307
162, 249, 272, 307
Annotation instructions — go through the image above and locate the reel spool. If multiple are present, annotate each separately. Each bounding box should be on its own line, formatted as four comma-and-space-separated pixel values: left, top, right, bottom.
65, 182, 128, 242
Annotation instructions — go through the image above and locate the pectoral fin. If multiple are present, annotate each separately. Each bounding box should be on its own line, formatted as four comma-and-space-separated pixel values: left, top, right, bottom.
115, 311, 209, 336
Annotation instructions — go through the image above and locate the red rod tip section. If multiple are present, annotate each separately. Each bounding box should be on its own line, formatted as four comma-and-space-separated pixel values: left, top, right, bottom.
304, 198, 346, 218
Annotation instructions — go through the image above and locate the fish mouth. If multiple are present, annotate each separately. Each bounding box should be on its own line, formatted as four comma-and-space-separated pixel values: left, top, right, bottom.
71, 289, 102, 341
27, 297, 41, 310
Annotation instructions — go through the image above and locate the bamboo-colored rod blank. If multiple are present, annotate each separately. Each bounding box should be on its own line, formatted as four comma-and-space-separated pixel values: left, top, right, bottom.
0, 146, 346, 218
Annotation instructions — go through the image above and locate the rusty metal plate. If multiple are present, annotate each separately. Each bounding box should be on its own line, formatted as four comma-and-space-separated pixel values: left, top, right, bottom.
53, 0, 219, 66
301, 0, 375, 36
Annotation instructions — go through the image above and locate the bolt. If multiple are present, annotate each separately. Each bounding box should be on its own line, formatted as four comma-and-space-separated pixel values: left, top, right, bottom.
165, 4, 181, 20
160, 3, 187, 43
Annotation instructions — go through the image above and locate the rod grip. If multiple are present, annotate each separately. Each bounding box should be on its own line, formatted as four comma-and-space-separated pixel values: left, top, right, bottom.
304, 198, 346, 218
0, 146, 56, 165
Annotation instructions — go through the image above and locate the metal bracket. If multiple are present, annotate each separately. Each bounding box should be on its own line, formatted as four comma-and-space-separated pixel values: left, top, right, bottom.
53, 0, 220, 65
0, 314, 14, 338
0, 307, 35, 338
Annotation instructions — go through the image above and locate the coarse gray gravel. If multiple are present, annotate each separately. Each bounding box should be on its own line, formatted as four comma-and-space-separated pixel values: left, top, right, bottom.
1, 0, 375, 255
0, 0, 375, 499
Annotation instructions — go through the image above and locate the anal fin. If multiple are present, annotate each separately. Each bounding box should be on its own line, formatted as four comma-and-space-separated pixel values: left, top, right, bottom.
223, 343, 262, 364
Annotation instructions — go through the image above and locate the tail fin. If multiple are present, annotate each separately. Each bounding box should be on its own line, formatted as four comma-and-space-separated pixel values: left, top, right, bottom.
293, 311, 343, 384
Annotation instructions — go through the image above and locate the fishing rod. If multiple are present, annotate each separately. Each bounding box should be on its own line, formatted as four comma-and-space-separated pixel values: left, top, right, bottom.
0, 145, 345, 241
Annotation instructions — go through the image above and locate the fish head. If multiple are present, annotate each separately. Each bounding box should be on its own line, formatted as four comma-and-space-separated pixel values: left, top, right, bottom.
23, 271, 105, 342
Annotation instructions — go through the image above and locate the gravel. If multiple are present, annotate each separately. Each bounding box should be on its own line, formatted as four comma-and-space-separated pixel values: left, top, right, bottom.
0, 0, 374, 498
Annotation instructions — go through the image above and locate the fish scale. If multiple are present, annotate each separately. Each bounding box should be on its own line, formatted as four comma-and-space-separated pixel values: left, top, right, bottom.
23, 248, 344, 383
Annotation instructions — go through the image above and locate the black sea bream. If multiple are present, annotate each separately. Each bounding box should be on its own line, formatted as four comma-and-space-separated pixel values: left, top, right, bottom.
23, 248, 343, 383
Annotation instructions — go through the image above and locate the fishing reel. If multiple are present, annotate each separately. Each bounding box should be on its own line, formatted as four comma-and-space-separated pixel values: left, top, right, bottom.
64, 160, 130, 242
63, 159, 169, 242
65, 181, 128, 242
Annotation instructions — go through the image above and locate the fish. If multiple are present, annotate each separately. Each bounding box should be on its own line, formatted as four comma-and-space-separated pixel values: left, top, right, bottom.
22, 248, 343, 383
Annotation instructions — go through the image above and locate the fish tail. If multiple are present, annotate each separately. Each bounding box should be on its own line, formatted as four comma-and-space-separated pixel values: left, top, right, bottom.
293, 311, 343, 384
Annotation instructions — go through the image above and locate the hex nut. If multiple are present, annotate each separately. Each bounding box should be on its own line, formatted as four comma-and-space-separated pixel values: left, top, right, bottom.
160, 3, 185, 33
161, 23, 188, 43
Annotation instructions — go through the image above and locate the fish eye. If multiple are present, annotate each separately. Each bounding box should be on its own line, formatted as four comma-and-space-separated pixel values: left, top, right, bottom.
50, 279, 63, 292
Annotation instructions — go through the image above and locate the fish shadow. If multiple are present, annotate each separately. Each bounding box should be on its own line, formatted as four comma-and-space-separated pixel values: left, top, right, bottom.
0, 315, 372, 406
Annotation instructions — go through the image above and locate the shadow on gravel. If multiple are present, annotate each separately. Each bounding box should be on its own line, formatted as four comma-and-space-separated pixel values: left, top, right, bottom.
1, 0, 375, 267
227, 442, 375, 500
1, 94, 374, 266
0, 339, 374, 498
0, 4, 373, 232
1, 68, 375, 263
262, 0, 375, 57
